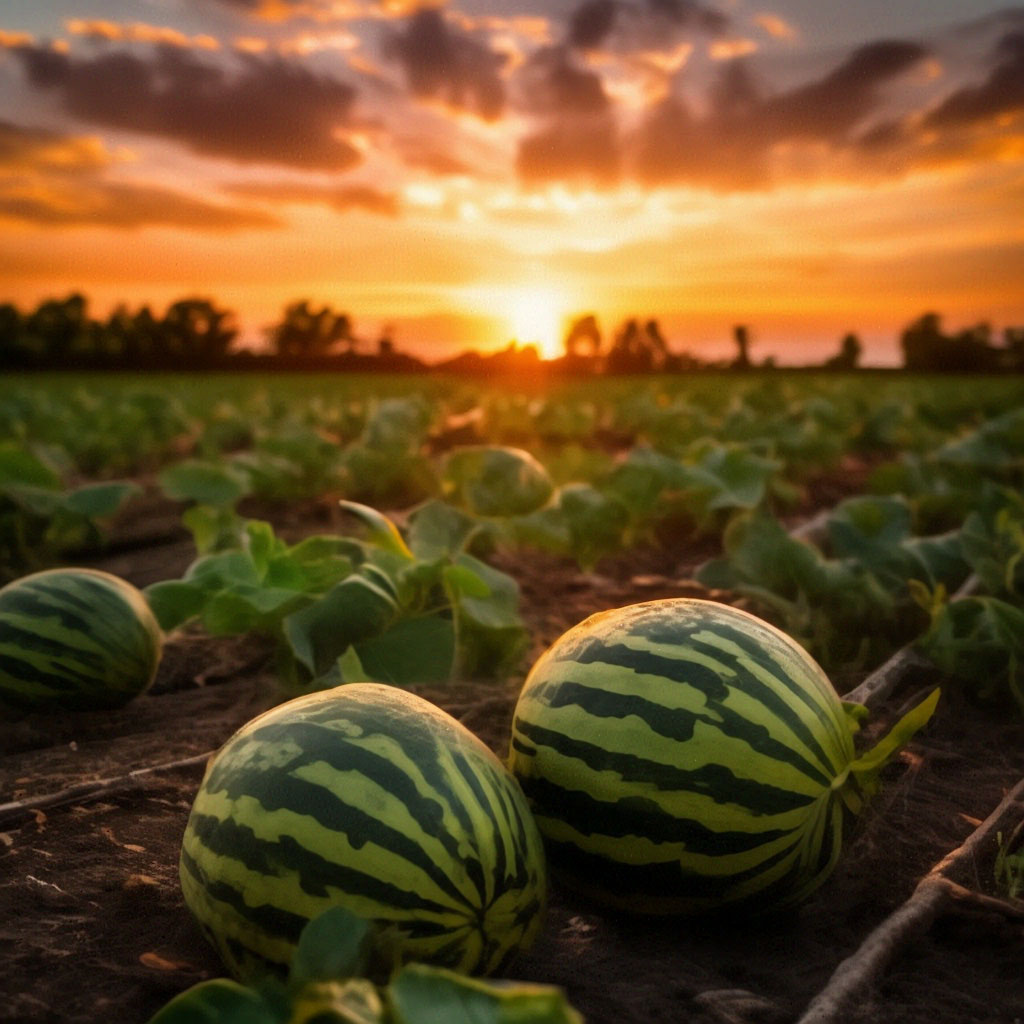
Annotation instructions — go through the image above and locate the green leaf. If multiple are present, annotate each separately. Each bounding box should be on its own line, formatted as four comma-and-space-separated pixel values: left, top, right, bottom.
61, 480, 140, 519
339, 501, 414, 560
182, 505, 247, 555
696, 443, 780, 511
556, 483, 629, 570
915, 595, 1024, 711
448, 553, 527, 680
2, 483, 63, 516
145, 978, 276, 1024
827, 495, 913, 557
289, 980, 384, 1024
186, 550, 263, 589
849, 688, 941, 800
201, 586, 309, 636
442, 446, 554, 518
442, 562, 491, 599
355, 615, 456, 686
284, 574, 399, 677
406, 500, 482, 560
159, 460, 251, 508
388, 964, 582, 1024
290, 907, 373, 988
144, 580, 207, 631
0, 442, 61, 489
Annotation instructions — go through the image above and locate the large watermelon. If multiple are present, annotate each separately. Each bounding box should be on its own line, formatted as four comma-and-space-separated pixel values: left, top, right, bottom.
0, 567, 163, 711
508, 598, 937, 915
180, 683, 547, 982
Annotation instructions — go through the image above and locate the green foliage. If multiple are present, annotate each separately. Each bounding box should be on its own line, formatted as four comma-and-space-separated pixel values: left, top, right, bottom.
145, 501, 527, 690
442, 446, 554, 517
0, 441, 140, 581
911, 583, 1024, 713
147, 908, 581, 1024
695, 497, 972, 672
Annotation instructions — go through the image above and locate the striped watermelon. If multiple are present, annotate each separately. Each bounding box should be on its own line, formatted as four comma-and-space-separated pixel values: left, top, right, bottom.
180, 683, 547, 982
508, 598, 917, 915
0, 567, 163, 711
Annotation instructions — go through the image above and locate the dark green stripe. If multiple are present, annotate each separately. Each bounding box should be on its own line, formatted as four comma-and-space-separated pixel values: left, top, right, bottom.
687, 622, 847, 763
200, 746, 474, 912
447, 747, 505, 900
181, 844, 309, 945
543, 831, 801, 906
513, 714, 818, 815
558, 636, 839, 781
519, 772, 794, 855
186, 811, 461, 929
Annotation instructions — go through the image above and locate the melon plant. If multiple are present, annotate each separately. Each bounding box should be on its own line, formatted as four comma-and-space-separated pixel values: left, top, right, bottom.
180, 683, 547, 982
508, 598, 938, 915
0, 567, 163, 711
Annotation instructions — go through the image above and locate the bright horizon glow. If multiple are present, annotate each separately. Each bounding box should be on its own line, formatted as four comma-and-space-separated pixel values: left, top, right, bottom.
0, 1, 1021, 366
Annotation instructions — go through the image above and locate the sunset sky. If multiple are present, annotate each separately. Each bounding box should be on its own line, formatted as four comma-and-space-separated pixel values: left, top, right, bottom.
1, 1, 1022, 365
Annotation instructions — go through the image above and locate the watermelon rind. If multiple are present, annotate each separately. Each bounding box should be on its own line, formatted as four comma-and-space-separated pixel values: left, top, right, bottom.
508, 598, 867, 915
0, 567, 163, 711
180, 682, 547, 982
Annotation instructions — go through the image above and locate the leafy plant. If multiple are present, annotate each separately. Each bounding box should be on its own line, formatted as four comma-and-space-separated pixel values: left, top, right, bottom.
147, 907, 581, 1024
0, 441, 140, 581
910, 583, 1024, 713
145, 501, 527, 690
695, 497, 973, 673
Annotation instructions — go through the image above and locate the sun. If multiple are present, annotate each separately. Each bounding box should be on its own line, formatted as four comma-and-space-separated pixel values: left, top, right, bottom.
506, 286, 569, 360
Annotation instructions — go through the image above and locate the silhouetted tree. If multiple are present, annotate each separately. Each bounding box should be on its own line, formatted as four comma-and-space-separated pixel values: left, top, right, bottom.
732, 324, 751, 369
159, 297, 238, 360
23, 293, 90, 361
563, 314, 602, 358
825, 332, 862, 370
605, 317, 676, 373
1004, 326, 1024, 371
901, 312, 1001, 372
268, 300, 353, 357
0, 302, 26, 363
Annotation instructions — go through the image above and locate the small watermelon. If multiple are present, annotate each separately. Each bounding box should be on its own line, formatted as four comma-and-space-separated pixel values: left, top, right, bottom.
180, 683, 547, 982
509, 598, 937, 915
0, 567, 163, 711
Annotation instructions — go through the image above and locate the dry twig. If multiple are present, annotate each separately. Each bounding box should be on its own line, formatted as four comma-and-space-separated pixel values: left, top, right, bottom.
0, 750, 214, 827
796, 776, 1024, 1024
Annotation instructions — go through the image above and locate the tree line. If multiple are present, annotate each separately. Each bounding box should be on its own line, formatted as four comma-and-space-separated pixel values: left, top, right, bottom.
1, 292, 1021, 374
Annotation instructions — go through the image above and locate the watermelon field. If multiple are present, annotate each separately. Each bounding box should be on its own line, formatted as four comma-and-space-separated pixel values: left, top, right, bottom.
2, 369, 1024, 1024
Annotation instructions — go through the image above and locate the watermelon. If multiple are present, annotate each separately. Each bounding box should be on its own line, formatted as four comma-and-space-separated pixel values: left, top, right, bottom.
180, 683, 547, 982
0, 567, 163, 711
508, 598, 934, 915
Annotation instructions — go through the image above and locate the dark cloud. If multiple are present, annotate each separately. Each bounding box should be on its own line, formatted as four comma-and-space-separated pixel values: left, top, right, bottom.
226, 180, 399, 216
566, 0, 729, 52
568, 0, 619, 50
762, 40, 928, 140
385, 8, 506, 120
11, 43, 363, 171
514, 48, 619, 184
633, 93, 768, 189
634, 40, 928, 188
516, 46, 611, 116
925, 31, 1024, 128
0, 119, 279, 228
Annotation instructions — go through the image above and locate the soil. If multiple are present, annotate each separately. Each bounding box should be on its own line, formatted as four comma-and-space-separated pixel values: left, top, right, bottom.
2, 476, 1024, 1024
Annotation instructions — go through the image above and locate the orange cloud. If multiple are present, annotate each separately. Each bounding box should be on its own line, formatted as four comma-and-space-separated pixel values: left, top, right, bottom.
710, 37, 758, 59
0, 121, 277, 229
64, 19, 220, 50
754, 13, 797, 41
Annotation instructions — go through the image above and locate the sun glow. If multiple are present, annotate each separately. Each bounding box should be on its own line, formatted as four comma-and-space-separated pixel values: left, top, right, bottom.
505, 286, 571, 359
